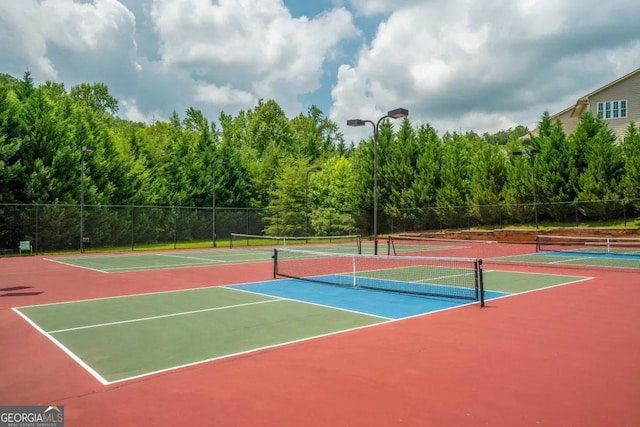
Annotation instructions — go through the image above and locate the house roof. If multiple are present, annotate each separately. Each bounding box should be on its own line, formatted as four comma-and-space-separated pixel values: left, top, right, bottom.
569, 66, 640, 118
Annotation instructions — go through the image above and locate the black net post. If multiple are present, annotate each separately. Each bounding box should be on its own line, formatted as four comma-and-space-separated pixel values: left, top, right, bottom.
478, 259, 484, 308
273, 248, 278, 279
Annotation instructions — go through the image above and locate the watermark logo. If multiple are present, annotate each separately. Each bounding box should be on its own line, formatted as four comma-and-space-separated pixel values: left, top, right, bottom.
0, 406, 64, 427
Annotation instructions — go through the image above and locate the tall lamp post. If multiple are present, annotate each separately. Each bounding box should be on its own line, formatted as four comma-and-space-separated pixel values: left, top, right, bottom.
508, 148, 540, 230
80, 145, 96, 253
347, 108, 409, 255
212, 158, 228, 247
305, 166, 322, 236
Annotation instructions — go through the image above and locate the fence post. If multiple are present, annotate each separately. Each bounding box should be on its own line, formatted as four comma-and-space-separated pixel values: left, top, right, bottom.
131, 206, 135, 251
35, 204, 39, 254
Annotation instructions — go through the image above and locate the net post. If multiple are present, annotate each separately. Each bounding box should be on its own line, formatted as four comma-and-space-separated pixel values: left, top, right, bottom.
352, 254, 357, 287
273, 248, 278, 279
478, 259, 484, 307
535, 235, 540, 253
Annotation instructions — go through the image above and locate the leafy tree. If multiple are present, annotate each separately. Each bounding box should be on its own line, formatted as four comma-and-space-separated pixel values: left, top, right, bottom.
0, 133, 22, 203
246, 99, 292, 155
18, 71, 35, 100
467, 143, 507, 224
70, 82, 118, 115
381, 118, 419, 232
531, 116, 572, 221
312, 155, 357, 235
621, 122, 640, 204
436, 132, 474, 227
264, 158, 310, 236
412, 124, 442, 229
572, 113, 624, 220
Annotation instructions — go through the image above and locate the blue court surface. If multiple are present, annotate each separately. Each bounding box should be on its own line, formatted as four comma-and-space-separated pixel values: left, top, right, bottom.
229, 277, 508, 319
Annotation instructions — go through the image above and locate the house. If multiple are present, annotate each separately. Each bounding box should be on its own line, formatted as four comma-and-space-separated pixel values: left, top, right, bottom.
531, 67, 640, 140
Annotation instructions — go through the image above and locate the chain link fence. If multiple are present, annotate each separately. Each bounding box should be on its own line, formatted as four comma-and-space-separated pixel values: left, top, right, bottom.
1, 199, 638, 254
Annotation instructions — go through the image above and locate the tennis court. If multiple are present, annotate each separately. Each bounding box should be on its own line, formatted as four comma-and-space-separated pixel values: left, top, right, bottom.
489, 235, 640, 270
47, 234, 367, 272
388, 234, 640, 271
14, 248, 588, 385
47, 248, 273, 272
3, 234, 639, 426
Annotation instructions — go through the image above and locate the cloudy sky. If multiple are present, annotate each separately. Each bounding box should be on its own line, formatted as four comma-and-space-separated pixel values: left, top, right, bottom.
1, 0, 639, 143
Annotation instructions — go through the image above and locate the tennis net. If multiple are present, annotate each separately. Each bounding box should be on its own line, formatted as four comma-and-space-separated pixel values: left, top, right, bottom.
273, 248, 484, 305
230, 233, 362, 254
536, 235, 640, 256
387, 234, 495, 256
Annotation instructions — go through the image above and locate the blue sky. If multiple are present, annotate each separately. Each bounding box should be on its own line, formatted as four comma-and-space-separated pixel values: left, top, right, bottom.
1, 0, 639, 142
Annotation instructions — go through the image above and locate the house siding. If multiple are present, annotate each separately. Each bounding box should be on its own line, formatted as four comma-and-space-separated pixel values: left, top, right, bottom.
532, 68, 640, 141
586, 70, 640, 139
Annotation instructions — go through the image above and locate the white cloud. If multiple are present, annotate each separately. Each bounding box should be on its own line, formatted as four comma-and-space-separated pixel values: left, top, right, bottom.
121, 98, 164, 123
194, 83, 256, 107
0, 0, 136, 80
331, 0, 640, 138
40, 0, 136, 52
346, 0, 423, 16
149, 0, 359, 115
2, 0, 639, 137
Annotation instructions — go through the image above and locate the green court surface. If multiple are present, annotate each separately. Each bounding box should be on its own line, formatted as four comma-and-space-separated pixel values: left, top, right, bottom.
15, 269, 589, 385
15, 287, 385, 384
491, 253, 640, 270
47, 240, 469, 273
48, 249, 276, 272
484, 270, 588, 293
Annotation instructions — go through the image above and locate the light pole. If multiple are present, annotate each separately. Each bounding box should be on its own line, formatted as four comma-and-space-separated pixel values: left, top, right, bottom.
213, 158, 228, 247
347, 108, 408, 254
508, 149, 540, 229
305, 166, 322, 236
80, 145, 96, 253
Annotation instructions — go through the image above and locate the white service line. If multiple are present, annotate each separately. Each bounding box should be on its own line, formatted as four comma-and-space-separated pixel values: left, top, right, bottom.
47, 299, 283, 334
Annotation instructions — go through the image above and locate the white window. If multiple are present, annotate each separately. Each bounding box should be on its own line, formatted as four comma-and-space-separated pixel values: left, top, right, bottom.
597, 100, 628, 119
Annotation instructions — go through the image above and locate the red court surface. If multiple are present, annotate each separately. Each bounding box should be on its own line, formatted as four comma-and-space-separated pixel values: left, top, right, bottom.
1, 244, 639, 426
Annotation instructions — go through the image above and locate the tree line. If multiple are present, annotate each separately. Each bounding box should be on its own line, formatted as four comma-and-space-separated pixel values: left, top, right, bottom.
1, 71, 639, 245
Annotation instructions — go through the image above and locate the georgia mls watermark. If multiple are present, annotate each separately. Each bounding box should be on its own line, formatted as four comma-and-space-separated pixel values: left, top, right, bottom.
0, 406, 64, 427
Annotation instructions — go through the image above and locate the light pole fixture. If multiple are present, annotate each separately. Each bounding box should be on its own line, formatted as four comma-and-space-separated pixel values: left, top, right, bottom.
80, 145, 96, 253
305, 166, 322, 236
213, 157, 229, 247
508, 148, 541, 230
347, 108, 409, 254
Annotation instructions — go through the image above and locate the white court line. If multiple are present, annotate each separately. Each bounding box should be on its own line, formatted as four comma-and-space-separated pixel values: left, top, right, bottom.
47, 299, 283, 334
14, 278, 282, 309
482, 276, 594, 300
44, 257, 109, 274
549, 256, 594, 264
224, 285, 392, 321
155, 253, 226, 263
12, 307, 110, 385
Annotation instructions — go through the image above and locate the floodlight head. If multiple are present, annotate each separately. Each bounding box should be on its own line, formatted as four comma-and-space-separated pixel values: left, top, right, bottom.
387, 108, 409, 119
309, 166, 322, 173
216, 158, 229, 165
507, 151, 523, 156
347, 119, 366, 127
82, 145, 96, 152
528, 148, 541, 155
